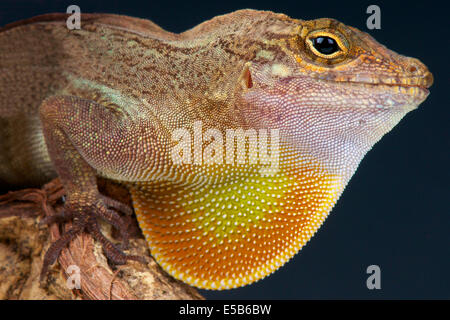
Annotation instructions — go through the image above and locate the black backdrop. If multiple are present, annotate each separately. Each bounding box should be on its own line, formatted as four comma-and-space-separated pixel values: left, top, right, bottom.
0, 0, 448, 299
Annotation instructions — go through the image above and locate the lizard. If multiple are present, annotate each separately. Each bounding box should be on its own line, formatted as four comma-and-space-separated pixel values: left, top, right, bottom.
0, 9, 433, 290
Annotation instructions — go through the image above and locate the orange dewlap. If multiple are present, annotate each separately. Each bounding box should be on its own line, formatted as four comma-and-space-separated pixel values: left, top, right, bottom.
130, 156, 343, 290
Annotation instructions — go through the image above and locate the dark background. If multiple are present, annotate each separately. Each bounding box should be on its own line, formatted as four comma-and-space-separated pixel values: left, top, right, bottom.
0, 0, 448, 299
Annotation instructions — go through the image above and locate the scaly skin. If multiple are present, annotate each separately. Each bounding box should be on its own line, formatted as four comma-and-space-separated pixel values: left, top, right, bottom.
0, 10, 432, 289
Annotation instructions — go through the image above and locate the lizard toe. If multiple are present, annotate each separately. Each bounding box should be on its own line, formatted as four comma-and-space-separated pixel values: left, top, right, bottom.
85, 216, 146, 265
40, 217, 86, 281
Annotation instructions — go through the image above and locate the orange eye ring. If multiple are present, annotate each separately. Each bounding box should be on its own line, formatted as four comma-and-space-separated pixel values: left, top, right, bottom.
306, 30, 348, 59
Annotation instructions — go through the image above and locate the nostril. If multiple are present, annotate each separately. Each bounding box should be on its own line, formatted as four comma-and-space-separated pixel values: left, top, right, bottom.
403, 58, 433, 87
408, 65, 418, 73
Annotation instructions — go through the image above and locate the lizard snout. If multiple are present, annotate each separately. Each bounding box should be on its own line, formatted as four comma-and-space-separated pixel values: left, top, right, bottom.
401, 56, 434, 88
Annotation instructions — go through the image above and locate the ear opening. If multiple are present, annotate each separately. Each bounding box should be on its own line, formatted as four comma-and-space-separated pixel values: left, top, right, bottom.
239, 63, 253, 89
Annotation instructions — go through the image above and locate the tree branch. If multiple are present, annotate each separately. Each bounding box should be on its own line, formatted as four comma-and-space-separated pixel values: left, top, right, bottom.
0, 178, 203, 300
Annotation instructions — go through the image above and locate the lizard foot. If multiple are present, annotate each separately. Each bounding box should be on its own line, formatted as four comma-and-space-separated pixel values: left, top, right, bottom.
40, 194, 131, 247
40, 195, 147, 281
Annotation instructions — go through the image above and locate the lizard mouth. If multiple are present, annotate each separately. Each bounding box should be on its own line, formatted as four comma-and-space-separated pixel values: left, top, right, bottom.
321, 71, 433, 96
327, 75, 433, 102
359, 81, 430, 96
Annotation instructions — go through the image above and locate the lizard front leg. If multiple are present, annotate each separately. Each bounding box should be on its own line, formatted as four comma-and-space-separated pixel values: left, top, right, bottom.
39, 95, 149, 280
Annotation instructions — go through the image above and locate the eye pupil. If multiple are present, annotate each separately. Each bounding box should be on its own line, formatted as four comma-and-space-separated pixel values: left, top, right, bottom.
312, 36, 339, 55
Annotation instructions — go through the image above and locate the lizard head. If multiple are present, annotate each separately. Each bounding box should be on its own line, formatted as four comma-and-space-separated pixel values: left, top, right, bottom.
237, 12, 433, 181
247, 16, 433, 90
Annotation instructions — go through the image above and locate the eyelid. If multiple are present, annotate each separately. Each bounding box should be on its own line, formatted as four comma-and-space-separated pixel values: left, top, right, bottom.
306, 30, 349, 59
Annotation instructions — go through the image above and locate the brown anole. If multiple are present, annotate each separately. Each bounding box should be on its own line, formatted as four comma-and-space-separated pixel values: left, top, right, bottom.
0, 10, 433, 290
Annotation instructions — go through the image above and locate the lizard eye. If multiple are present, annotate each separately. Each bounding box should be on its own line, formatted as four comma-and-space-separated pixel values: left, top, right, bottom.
306, 31, 348, 60
311, 36, 339, 55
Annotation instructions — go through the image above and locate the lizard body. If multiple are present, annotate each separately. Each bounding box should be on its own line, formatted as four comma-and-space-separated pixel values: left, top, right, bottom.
0, 10, 432, 289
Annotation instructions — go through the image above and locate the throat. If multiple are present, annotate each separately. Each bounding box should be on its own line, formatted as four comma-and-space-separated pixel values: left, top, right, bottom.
129, 150, 345, 289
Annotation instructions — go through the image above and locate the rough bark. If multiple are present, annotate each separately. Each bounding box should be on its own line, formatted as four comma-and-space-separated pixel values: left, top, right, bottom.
0, 178, 203, 300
